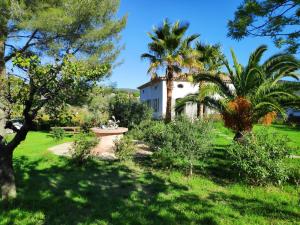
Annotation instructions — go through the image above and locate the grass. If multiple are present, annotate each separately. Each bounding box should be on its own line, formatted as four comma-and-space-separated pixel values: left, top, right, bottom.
0, 124, 299, 225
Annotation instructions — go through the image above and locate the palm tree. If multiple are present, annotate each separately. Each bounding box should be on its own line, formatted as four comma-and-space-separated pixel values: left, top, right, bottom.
194, 43, 224, 118
141, 19, 200, 122
178, 45, 300, 139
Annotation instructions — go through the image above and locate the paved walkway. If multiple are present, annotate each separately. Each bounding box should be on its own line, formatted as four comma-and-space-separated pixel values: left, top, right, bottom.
48, 142, 73, 157
48, 141, 152, 160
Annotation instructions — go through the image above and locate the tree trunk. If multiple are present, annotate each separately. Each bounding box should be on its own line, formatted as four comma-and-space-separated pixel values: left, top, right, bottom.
0, 36, 5, 76
165, 68, 174, 123
198, 81, 204, 119
0, 123, 30, 200
189, 162, 193, 177
233, 131, 243, 141
0, 150, 16, 200
198, 103, 204, 119
0, 32, 7, 144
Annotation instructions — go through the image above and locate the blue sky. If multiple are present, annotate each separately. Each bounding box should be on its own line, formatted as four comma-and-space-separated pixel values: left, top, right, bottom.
108, 0, 281, 89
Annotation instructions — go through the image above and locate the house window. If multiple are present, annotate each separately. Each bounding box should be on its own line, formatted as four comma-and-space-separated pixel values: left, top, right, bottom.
152, 98, 159, 112
177, 84, 184, 88
146, 100, 151, 108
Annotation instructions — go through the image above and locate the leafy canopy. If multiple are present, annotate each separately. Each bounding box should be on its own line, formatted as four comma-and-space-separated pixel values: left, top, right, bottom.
141, 19, 201, 76
0, 53, 110, 122
228, 0, 300, 53
1, 0, 126, 65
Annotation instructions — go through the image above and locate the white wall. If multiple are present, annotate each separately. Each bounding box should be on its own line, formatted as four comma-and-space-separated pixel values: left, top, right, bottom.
140, 81, 236, 120
140, 81, 163, 119
171, 81, 199, 119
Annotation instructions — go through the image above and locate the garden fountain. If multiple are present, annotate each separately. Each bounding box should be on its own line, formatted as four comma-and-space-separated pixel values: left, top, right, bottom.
91, 116, 128, 159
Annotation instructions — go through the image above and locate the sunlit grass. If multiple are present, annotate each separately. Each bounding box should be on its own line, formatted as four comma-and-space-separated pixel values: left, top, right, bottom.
0, 124, 299, 225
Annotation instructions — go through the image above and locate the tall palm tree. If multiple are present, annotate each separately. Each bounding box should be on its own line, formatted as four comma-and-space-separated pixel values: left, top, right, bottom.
194, 43, 224, 118
141, 19, 200, 122
178, 45, 300, 139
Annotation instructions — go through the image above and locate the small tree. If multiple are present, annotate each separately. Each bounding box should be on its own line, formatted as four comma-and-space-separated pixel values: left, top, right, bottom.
169, 117, 213, 176
0, 54, 109, 200
150, 117, 213, 176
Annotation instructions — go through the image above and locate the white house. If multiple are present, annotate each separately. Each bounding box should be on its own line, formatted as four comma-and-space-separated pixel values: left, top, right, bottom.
138, 76, 230, 119
138, 77, 299, 121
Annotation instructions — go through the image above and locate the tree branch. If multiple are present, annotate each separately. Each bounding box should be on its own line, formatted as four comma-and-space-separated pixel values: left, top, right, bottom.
4, 30, 38, 62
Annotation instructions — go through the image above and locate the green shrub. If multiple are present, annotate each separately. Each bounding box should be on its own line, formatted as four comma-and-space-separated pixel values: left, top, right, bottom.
152, 146, 179, 170
50, 127, 65, 141
167, 117, 213, 175
109, 93, 152, 129
288, 167, 300, 186
69, 132, 98, 165
228, 130, 290, 185
137, 117, 213, 175
114, 135, 136, 161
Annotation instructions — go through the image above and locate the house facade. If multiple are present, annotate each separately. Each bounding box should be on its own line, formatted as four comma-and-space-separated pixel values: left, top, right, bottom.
138, 77, 206, 119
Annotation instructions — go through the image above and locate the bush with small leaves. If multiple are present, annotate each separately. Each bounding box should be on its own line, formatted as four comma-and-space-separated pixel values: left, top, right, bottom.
69, 132, 98, 165
50, 127, 65, 142
114, 135, 136, 161
228, 130, 290, 185
150, 117, 213, 175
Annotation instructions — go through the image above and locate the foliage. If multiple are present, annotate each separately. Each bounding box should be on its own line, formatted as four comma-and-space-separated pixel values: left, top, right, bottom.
228, 129, 290, 185
0, 0, 126, 69
109, 92, 152, 129
114, 135, 136, 161
129, 120, 168, 150
50, 127, 65, 142
132, 117, 213, 175
287, 167, 300, 186
179, 45, 300, 137
69, 132, 98, 165
195, 42, 224, 72
141, 19, 200, 122
228, 0, 300, 53
85, 86, 113, 126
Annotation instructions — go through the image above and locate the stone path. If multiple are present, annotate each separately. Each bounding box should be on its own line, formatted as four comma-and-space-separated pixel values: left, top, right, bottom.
48, 140, 152, 160
48, 142, 73, 157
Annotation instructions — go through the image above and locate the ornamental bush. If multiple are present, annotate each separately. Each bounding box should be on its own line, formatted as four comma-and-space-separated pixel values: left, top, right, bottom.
134, 117, 213, 175
50, 127, 65, 142
228, 130, 290, 185
114, 135, 136, 161
69, 132, 98, 165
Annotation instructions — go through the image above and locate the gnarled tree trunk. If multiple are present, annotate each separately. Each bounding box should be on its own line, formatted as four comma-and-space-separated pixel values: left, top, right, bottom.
0, 123, 30, 200
0, 149, 16, 200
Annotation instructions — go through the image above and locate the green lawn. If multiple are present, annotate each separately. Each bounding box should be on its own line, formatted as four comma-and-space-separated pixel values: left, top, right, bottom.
0, 125, 299, 225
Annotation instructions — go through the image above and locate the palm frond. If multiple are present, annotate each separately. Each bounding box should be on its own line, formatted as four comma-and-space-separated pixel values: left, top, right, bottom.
193, 72, 235, 98
202, 96, 227, 113
175, 93, 199, 111
230, 48, 242, 76
247, 45, 267, 67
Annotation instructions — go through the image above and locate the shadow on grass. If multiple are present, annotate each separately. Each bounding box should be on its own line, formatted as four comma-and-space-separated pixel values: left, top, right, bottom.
134, 144, 237, 187
0, 156, 218, 225
202, 144, 237, 186
208, 192, 300, 221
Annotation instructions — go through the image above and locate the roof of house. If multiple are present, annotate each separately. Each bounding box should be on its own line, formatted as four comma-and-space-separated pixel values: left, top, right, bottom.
137, 73, 231, 90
